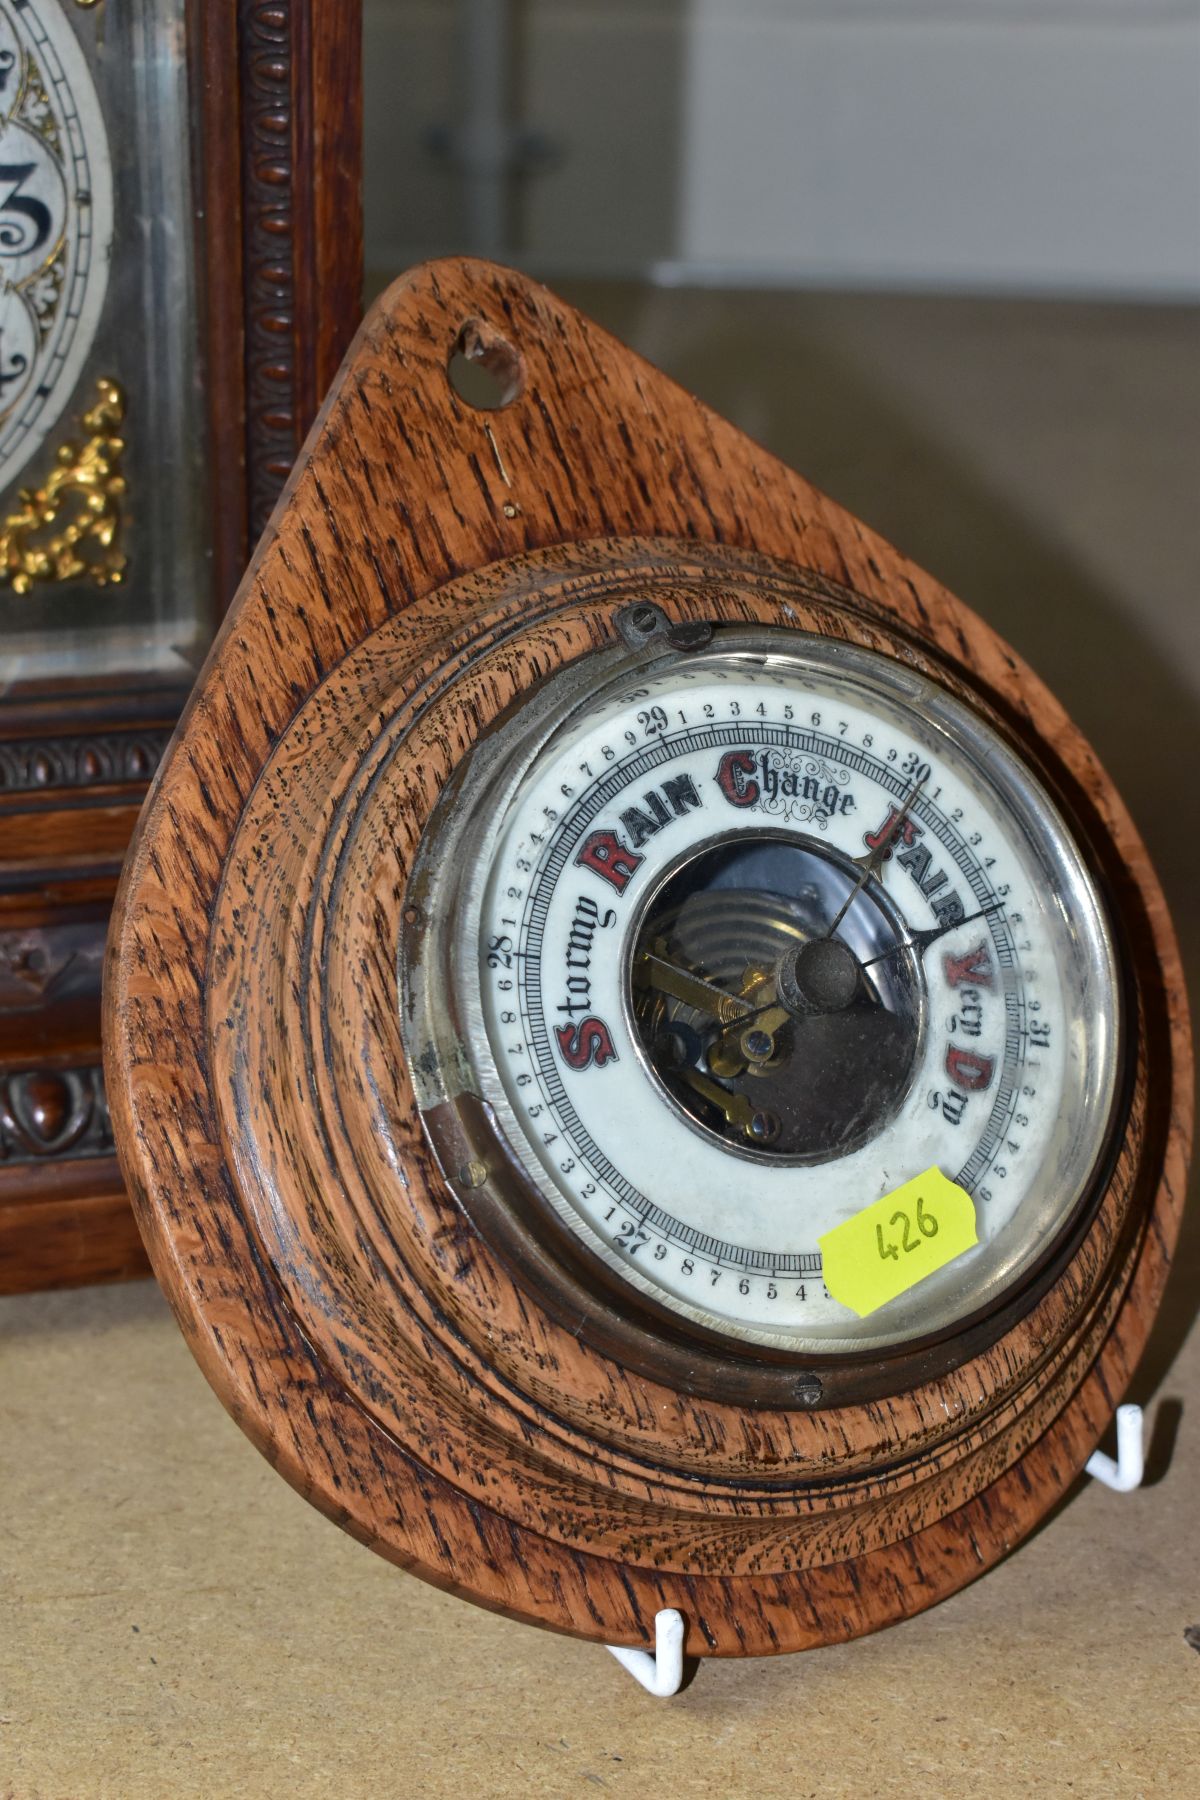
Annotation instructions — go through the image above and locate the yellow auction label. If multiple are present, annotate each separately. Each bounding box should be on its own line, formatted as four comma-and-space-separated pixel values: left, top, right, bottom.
818, 1167, 978, 1318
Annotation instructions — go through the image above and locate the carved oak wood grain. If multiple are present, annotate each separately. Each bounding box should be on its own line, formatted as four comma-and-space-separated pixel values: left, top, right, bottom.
105, 260, 1191, 1656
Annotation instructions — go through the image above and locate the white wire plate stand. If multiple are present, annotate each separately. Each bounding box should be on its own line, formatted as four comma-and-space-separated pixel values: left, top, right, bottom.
604, 1404, 1146, 1697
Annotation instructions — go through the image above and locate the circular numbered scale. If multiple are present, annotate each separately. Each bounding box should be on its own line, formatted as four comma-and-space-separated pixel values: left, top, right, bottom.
107, 263, 1190, 1662
435, 628, 1118, 1371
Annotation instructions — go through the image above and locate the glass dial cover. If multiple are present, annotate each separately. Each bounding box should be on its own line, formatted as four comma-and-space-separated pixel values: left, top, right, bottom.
421, 629, 1120, 1358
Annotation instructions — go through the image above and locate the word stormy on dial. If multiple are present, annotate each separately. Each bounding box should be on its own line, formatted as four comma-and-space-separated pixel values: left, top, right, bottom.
553, 893, 619, 1069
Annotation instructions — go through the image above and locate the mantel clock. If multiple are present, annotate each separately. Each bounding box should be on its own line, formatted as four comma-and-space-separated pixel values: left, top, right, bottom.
0, 0, 362, 1292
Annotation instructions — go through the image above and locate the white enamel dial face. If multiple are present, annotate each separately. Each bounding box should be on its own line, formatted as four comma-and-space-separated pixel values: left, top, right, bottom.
0, 0, 112, 495
470, 634, 1120, 1354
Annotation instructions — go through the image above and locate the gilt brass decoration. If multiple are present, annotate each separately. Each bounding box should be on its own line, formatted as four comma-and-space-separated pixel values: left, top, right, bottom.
0, 377, 126, 593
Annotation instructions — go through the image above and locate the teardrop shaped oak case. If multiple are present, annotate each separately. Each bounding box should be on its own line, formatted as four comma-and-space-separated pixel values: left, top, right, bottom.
104, 261, 1190, 1658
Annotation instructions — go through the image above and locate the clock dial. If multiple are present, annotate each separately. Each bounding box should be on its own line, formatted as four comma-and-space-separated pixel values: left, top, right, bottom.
442, 628, 1121, 1356
0, 0, 112, 495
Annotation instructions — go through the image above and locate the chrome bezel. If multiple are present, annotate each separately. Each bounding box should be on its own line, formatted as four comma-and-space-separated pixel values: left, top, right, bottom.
401, 626, 1122, 1366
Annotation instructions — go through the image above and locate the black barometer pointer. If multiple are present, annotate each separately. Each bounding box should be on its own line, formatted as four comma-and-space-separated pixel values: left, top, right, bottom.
751, 774, 929, 1023
823, 773, 927, 942
860, 900, 1006, 973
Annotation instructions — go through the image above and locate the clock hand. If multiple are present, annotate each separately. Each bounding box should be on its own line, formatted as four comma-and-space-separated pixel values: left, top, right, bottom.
634, 951, 752, 1025
860, 900, 1005, 972
823, 774, 927, 942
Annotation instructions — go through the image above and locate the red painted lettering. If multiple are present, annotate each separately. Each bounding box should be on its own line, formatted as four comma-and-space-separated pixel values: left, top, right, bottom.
945, 1045, 995, 1092
943, 941, 995, 991
555, 1017, 619, 1070
715, 750, 759, 808
864, 806, 921, 859
575, 829, 644, 894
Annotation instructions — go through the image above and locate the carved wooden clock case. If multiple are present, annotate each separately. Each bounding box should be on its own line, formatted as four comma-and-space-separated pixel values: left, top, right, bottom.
0, 1, 361, 1292
106, 261, 1190, 1658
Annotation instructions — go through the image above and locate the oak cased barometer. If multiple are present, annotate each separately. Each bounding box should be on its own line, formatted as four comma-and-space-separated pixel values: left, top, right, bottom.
105, 262, 1190, 1659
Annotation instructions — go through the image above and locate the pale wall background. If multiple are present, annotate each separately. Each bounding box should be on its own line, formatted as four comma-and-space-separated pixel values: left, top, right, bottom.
361, 1, 1200, 1030
365, 0, 1200, 295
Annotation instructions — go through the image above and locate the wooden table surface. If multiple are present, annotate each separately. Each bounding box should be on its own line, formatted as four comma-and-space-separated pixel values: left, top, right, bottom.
1, 1267, 1196, 1799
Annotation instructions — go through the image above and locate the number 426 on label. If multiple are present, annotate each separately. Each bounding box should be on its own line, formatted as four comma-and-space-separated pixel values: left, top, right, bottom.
818, 1168, 979, 1318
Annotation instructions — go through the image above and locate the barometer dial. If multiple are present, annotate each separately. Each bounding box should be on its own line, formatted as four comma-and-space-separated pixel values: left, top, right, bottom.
448, 630, 1119, 1356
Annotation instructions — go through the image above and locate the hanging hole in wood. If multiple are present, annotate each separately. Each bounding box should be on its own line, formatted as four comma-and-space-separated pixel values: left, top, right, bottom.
447, 319, 525, 411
